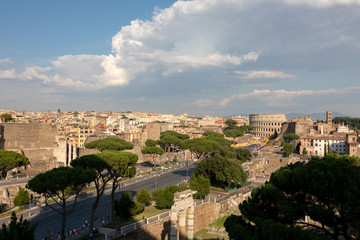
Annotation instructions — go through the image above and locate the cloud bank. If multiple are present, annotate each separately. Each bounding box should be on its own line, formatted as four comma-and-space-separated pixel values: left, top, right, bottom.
1, 0, 360, 115
4, 0, 358, 89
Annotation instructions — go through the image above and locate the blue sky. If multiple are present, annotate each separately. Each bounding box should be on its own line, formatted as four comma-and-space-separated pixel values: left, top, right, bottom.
1, 0, 360, 117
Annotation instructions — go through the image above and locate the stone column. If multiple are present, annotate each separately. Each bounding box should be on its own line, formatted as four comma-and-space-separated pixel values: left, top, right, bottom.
67, 139, 71, 166
170, 211, 177, 240
179, 210, 186, 240
187, 206, 195, 240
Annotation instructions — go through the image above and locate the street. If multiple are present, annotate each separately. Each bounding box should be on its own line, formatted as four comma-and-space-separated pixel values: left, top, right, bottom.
4, 163, 195, 240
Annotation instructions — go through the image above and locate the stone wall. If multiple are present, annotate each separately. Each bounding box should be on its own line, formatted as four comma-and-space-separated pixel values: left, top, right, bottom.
113, 192, 248, 240
0, 123, 75, 170
193, 202, 220, 232
116, 219, 171, 240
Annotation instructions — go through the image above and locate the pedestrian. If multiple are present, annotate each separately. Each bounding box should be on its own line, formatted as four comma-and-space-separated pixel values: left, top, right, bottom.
89, 232, 93, 240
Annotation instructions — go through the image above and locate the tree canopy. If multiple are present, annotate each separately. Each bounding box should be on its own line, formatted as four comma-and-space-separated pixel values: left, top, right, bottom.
202, 131, 224, 138
189, 174, 210, 199
85, 137, 133, 152
283, 133, 300, 140
158, 130, 189, 166
27, 166, 96, 240
0, 150, 30, 178
224, 129, 244, 139
70, 154, 110, 234
135, 188, 152, 205
141, 146, 164, 166
195, 154, 247, 189
181, 138, 220, 160
224, 119, 238, 130
0, 212, 36, 240
96, 150, 138, 221
225, 155, 360, 240
0, 113, 13, 122
283, 143, 293, 157
145, 139, 158, 147
13, 189, 30, 208
333, 117, 360, 130
153, 185, 179, 209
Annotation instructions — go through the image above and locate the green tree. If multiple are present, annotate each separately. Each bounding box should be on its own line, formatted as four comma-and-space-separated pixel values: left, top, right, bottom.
269, 130, 278, 140
195, 155, 247, 189
235, 148, 252, 163
189, 174, 210, 199
302, 147, 308, 155
283, 133, 300, 140
205, 132, 233, 147
0, 212, 37, 240
115, 191, 134, 219
158, 131, 189, 167
155, 185, 178, 209
85, 137, 136, 221
70, 154, 110, 234
96, 150, 138, 222
26, 167, 96, 240
85, 137, 133, 152
224, 119, 238, 130
141, 146, 165, 167
135, 188, 152, 205
177, 182, 189, 192
145, 139, 158, 147
321, 152, 360, 166
0, 150, 30, 178
0, 113, 13, 122
13, 189, 30, 209
224, 156, 360, 240
223, 129, 244, 139
202, 131, 225, 138
283, 143, 293, 157
181, 138, 220, 160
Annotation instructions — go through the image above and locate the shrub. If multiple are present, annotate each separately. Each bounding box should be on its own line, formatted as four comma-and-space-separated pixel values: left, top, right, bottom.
114, 192, 134, 219
155, 185, 178, 209
13, 189, 30, 208
130, 202, 145, 216
135, 188, 152, 205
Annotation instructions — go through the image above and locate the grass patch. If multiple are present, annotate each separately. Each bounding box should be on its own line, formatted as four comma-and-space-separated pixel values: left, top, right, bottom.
194, 215, 231, 240
210, 186, 227, 193
0, 209, 25, 218
114, 205, 169, 227
209, 216, 228, 229
140, 171, 152, 176
194, 228, 228, 240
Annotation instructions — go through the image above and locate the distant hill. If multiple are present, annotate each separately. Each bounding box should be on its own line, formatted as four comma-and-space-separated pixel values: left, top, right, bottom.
286, 112, 350, 121
223, 112, 351, 120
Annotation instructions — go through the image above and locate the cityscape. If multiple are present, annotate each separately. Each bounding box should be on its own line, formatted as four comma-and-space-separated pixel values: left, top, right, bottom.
1, 0, 360, 240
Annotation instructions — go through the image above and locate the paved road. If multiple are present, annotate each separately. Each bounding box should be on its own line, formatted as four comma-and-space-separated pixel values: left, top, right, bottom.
0, 175, 32, 187
1, 164, 195, 240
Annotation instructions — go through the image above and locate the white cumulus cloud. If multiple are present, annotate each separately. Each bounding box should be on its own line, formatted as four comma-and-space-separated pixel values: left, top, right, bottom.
220, 87, 360, 107
234, 70, 297, 80
0, 58, 14, 65
0, 69, 16, 79
4, 0, 360, 93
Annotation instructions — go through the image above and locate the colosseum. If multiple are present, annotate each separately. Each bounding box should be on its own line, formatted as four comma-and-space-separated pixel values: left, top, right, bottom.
249, 114, 287, 137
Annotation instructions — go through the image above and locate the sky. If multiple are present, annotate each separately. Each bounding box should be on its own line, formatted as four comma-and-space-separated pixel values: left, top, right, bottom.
1, 0, 360, 117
